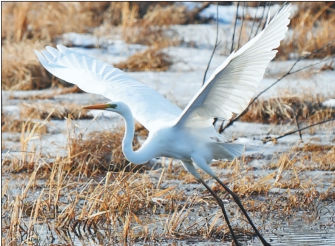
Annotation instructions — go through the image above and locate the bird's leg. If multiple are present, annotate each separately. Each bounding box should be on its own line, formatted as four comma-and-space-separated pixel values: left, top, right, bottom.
181, 161, 240, 245
213, 177, 271, 246
190, 156, 271, 246
197, 178, 241, 246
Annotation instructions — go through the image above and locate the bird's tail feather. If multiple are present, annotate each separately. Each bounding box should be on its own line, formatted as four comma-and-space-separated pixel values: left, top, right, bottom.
212, 143, 244, 161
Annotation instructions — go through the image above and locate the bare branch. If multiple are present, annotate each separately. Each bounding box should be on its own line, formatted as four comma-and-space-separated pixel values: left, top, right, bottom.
294, 112, 302, 141
249, 2, 261, 41
237, 2, 246, 50
254, 2, 268, 36
230, 2, 240, 53
262, 118, 335, 143
203, 2, 220, 85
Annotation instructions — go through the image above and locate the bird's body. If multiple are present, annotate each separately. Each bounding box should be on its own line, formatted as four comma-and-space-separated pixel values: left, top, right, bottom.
136, 121, 239, 162
35, 5, 291, 245
98, 101, 242, 165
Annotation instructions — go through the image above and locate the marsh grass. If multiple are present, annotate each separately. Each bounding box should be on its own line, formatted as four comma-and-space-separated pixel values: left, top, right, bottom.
2, 102, 92, 135
115, 47, 173, 72
2, 2, 108, 42
240, 96, 335, 124
2, 2, 207, 90
209, 141, 335, 200
2, 118, 334, 244
1, 40, 52, 91
278, 2, 335, 59
20, 102, 93, 120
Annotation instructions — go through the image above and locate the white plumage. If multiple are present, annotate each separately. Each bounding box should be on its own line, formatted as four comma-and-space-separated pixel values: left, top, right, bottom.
36, 45, 182, 131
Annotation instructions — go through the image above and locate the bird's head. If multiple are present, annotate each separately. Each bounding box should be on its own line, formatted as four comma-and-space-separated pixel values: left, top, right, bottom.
82, 101, 128, 114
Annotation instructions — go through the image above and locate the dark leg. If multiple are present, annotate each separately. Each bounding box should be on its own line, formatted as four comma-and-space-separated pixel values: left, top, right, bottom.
213, 177, 271, 246
190, 156, 271, 246
181, 161, 240, 245
198, 178, 241, 246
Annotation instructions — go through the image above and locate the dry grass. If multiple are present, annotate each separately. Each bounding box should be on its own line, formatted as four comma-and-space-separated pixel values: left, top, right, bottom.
122, 25, 181, 48
295, 144, 335, 171
2, 2, 108, 42
2, 114, 24, 133
20, 102, 93, 120
1, 40, 53, 90
240, 96, 335, 124
106, 2, 207, 47
115, 48, 173, 72
2, 102, 92, 134
278, 2, 335, 59
1, 163, 186, 244
67, 130, 135, 175
2, 117, 211, 244
2, 2, 206, 42
227, 3, 334, 60
141, 3, 210, 26
2, 116, 334, 244
2, 2, 212, 90
210, 142, 335, 199
64, 121, 149, 176
2, 113, 48, 135
1, 2, 106, 91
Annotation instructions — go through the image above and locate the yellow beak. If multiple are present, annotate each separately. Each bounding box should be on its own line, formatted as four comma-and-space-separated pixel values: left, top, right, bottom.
82, 104, 109, 110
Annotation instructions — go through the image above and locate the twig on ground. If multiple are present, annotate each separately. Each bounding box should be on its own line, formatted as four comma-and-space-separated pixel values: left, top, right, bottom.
262, 118, 335, 143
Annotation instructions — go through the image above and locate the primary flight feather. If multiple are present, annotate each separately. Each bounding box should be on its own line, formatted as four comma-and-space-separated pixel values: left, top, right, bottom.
35, 5, 291, 246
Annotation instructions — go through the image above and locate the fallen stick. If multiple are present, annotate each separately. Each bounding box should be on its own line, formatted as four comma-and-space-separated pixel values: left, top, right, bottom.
262, 118, 335, 143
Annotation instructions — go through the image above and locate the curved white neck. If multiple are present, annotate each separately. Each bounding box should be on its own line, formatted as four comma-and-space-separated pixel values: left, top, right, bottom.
121, 108, 154, 164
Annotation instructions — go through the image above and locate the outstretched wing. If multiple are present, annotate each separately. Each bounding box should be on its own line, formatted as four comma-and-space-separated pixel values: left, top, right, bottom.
175, 5, 291, 128
35, 45, 182, 130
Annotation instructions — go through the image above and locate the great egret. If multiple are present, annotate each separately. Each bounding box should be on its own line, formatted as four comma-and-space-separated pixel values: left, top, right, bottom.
35, 4, 291, 245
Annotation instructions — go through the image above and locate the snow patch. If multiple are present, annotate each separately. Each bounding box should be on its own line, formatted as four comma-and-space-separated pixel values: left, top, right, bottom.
322, 99, 335, 108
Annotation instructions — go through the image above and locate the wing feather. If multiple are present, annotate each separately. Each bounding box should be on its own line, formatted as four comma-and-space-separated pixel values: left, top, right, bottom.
175, 4, 291, 127
35, 45, 182, 130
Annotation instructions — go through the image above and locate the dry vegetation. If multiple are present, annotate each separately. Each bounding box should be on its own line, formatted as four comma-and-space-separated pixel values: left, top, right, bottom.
19, 102, 93, 120
66, 126, 146, 175
2, 2, 207, 90
228, 2, 334, 60
2, 113, 334, 244
278, 2, 335, 59
2, 102, 92, 134
115, 48, 173, 72
240, 96, 335, 124
2, 2, 108, 42
2, 2, 334, 90
2, 40, 51, 90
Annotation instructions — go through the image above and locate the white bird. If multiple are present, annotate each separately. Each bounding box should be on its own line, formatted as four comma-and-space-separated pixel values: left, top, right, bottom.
35, 5, 290, 246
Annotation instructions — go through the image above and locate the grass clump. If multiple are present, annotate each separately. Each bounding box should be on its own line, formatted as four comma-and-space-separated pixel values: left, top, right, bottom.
65, 120, 149, 175
278, 2, 335, 59
2, 2, 108, 42
20, 103, 93, 120
115, 48, 173, 72
240, 96, 335, 124
1, 40, 52, 90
